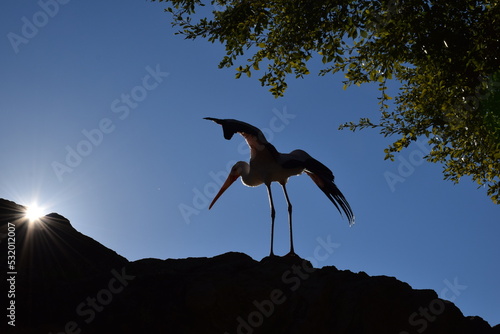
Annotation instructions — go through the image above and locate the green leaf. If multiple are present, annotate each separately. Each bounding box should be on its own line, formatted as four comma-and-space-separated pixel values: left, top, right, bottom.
160, 0, 500, 204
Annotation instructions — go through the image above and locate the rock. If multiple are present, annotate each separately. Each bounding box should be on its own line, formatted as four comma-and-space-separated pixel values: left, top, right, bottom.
0, 198, 497, 333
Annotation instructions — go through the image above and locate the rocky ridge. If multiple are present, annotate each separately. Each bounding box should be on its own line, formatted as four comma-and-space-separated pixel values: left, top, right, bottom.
0, 198, 498, 334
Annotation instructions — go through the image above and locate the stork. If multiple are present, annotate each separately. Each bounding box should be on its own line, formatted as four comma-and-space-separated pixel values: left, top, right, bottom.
204, 117, 354, 257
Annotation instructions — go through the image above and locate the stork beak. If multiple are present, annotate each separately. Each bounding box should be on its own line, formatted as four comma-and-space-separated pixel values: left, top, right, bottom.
209, 173, 239, 209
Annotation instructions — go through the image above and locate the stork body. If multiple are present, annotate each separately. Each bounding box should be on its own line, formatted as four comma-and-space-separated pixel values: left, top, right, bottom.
205, 117, 354, 257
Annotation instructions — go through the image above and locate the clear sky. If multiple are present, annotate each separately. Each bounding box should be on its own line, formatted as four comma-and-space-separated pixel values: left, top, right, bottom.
1, 0, 499, 327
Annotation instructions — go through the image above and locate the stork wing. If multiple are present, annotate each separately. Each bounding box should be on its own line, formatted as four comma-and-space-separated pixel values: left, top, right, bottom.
282, 149, 355, 225
204, 117, 279, 160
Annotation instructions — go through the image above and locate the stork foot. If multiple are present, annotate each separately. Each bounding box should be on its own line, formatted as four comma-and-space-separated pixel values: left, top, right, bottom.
285, 251, 299, 258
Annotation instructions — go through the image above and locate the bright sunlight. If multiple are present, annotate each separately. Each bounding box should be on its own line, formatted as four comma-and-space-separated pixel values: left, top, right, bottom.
25, 204, 45, 222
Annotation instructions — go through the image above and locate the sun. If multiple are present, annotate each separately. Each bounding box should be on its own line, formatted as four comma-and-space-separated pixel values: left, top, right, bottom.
25, 204, 45, 223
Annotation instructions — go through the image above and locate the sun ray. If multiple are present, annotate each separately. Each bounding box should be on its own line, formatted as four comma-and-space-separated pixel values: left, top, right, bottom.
24, 203, 45, 223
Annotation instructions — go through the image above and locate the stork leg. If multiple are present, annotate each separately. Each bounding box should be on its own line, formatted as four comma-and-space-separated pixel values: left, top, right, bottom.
266, 183, 276, 257
282, 184, 296, 256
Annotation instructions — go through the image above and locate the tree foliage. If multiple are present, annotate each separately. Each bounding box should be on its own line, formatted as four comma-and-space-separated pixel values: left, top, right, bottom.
152, 0, 500, 203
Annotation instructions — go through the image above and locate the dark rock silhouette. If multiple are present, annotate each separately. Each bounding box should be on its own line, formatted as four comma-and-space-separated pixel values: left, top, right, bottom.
1, 198, 499, 334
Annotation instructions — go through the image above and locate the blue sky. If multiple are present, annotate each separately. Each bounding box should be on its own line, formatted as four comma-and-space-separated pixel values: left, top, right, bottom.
1, 0, 499, 327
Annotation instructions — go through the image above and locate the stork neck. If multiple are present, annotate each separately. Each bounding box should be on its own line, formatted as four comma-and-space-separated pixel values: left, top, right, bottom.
238, 162, 261, 187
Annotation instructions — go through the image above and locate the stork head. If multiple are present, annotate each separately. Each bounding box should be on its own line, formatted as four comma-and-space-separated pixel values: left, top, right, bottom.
208, 161, 247, 209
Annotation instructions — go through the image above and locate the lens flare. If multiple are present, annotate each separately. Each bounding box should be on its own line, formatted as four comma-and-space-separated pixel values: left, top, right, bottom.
25, 204, 45, 222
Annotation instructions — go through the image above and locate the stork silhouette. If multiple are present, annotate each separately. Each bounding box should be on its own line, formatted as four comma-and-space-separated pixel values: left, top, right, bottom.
205, 117, 354, 256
